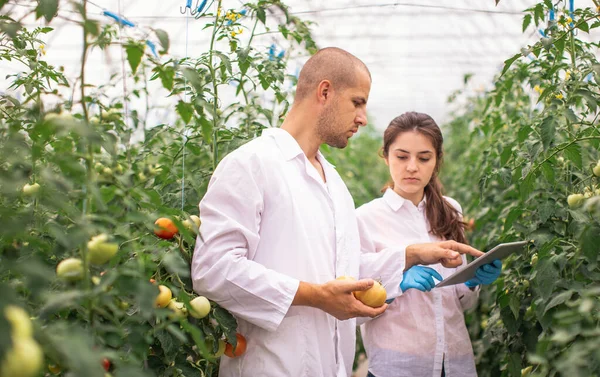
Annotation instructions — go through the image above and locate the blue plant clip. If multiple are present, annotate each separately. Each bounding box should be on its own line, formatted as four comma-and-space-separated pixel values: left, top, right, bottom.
538, 29, 546, 37
268, 44, 276, 60
197, 0, 208, 13
103, 11, 135, 27
569, 0, 574, 28
146, 40, 158, 57
277, 50, 285, 59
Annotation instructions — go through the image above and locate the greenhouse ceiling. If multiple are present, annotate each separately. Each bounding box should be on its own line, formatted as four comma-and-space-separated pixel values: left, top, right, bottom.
3, 0, 599, 131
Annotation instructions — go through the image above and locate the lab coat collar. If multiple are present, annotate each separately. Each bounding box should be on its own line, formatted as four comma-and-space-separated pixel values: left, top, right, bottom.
262, 127, 335, 168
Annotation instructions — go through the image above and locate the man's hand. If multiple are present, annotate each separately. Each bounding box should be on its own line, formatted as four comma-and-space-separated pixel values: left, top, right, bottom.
405, 240, 485, 270
292, 279, 388, 320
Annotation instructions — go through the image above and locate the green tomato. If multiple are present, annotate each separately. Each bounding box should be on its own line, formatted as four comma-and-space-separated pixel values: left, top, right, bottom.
567, 193, 585, 208
4, 306, 32, 339
167, 299, 187, 319
22, 183, 40, 196
0, 337, 43, 377
205, 338, 226, 358
530, 253, 538, 266
189, 296, 211, 319
593, 162, 600, 177
56, 258, 84, 282
87, 235, 119, 265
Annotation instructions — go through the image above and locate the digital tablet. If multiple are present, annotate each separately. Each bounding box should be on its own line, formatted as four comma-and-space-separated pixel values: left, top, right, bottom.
434, 240, 529, 288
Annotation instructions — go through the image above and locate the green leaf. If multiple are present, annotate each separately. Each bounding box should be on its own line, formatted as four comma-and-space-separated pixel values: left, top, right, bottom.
577, 21, 590, 33
554, 36, 565, 55
508, 353, 522, 377
36, 0, 59, 22
176, 100, 193, 124
213, 306, 237, 345
155, 28, 170, 53
181, 67, 203, 92
520, 172, 536, 200
540, 161, 555, 184
580, 225, 600, 268
256, 7, 266, 24
214, 51, 232, 75
125, 43, 144, 74
533, 4, 544, 26
576, 89, 598, 113
200, 117, 213, 144
0, 20, 22, 38
501, 53, 521, 76
544, 290, 573, 314
563, 143, 582, 169
500, 145, 512, 166
522, 14, 532, 32
540, 117, 556, 150
535, 258, 559, 301
504, 208, 523, 232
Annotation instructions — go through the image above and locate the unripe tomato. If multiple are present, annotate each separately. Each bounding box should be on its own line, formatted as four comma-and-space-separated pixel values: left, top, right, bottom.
189, 296, 211, 319
353, 280, 387, 308
87, 234, 119, 265
48, 364, 61, 374
205, 338, 226, 358
183, 215, 201, 233
167, 299, 187, 318
593, 161, 600, 177
567, 193, 585, 208
4, 306, 32, 338
155, 285, 172, 308
0, 337, 43, 377
22, 183, 40, 196
154, 218, 178, 239
530, 253, 538, 266
56, 258, 84, 282
224, 333, 247, 358
521, 366, 533, 377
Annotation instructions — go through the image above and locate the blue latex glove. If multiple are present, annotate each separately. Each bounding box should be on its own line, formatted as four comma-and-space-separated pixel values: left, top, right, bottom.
400, 265, 444, 293
465, 260, 502, 288
385, 266, 444, 304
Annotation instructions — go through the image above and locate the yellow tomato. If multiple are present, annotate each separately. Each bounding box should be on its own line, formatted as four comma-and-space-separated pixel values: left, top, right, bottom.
353, 281, 387, 308
155, 285, 172, 308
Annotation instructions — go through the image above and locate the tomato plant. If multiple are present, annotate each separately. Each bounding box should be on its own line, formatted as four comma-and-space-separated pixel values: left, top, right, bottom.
0, 0, 315, 376
443, 2, 600, 376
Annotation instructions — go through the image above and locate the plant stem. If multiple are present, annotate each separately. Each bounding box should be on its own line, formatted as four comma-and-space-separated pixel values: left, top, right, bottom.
208, 0, 223, 170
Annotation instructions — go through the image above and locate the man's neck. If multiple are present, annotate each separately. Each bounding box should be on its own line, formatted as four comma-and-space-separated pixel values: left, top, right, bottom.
280, 106, 321, 162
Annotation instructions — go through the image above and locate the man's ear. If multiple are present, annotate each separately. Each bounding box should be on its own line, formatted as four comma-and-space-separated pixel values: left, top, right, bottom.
316, 80, 331, 104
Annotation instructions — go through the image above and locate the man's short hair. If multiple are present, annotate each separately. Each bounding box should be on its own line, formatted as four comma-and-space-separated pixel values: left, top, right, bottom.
294, 47, 371, 102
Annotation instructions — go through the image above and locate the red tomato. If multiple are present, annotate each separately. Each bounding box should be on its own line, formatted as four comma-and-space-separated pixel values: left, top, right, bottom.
224, 333, 247, 358
154, 218, 178, 239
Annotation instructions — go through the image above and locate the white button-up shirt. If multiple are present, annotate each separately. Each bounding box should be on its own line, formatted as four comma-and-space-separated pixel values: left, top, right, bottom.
356, 189, 479, 377
192, 128, 406, 377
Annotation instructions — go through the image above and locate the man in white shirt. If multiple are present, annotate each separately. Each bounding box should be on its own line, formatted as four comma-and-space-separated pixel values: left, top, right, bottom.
191, 47, 484, 377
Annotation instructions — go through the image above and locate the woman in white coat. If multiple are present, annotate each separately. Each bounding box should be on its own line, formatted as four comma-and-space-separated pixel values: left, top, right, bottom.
356, 112, 502, 377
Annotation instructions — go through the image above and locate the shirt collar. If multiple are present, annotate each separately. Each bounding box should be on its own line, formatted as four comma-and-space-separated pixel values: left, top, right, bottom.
383, 188, 426, 212
383, 188, 406, 211
261, 127, 335, 168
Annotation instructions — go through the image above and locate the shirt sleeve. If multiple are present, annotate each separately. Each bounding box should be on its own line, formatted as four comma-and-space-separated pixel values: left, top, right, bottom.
191, 152, 300, 332
356, 213, 405, 301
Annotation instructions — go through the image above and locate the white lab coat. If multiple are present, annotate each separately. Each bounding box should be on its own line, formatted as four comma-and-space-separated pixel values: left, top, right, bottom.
356, 189, 479, 377
192, 128, 406, 377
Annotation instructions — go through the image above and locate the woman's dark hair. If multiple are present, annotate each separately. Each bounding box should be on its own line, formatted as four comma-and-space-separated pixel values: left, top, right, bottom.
382, 112, 466, 244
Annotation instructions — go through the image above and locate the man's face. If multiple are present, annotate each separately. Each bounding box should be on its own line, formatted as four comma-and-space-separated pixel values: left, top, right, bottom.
316, 68, 371, 148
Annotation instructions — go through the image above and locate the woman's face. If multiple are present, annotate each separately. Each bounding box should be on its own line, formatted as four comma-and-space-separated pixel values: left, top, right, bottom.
385, 130, 437, 205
